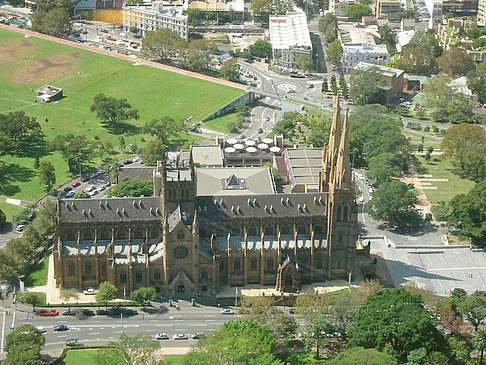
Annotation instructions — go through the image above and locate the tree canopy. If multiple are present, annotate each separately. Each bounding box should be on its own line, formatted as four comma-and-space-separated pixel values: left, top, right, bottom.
367, 180, 420, 228
49, 134, 96, 173
395, 45, 437, 75
349, 67, 387, 105
0, 111, 44, 154
107, 178, 153, 198
467, 59, 486, 103
248, 39, 273, 58
349, 288, 448, 362
31, 8, 72, 38
220, 58, 240, 82
326, 40, 342, 67
96, 281, 118, 309
141, 139, 165, 166
437, 47, 475, 77
96, 333, 160, 365
131, 287, 156, 307
298, 55, 315, 73
142, 116, 184, 150
250, 0, 293, 23
319, 13, 337, 43
329, 347, 398, 364
37, 160, 56, 192
90, 93, 139, 125
346, 3, 371, 21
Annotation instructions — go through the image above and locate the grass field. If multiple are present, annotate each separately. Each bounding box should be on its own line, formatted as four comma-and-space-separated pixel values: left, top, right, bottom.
58, 348, 186, 365
0, 202, 24, 221
0, 28, 244, 202
25, 254, 50, 287
203, 111, 238, 134
414, 155, 476, 204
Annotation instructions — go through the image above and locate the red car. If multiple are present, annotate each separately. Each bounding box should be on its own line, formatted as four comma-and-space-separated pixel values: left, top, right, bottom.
39, 309, 59, 317
72, 182, 81, 187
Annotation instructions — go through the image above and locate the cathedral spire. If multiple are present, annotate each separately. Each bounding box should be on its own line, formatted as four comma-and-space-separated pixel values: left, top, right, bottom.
192, 209, 198, 235
335, 109, 352, 190
320, 94, 341, 192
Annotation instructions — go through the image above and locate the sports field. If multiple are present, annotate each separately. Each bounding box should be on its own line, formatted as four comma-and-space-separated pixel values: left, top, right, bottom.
0, 28, 244, 203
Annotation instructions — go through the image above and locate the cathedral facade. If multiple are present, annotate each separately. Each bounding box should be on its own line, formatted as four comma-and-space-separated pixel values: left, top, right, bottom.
53, 99, 358, 296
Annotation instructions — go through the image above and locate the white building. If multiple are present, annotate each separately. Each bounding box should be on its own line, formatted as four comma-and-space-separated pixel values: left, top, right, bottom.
478, 0, 486, 25
396, 30, 415, 52
269, 10, 313, 70
123, 1, 189, 40
342, 44, 389, 73
329, 0, 356, 17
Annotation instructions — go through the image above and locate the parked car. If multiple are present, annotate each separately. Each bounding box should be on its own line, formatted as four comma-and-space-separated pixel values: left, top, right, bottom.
192, 333, 205, 339
16, 224, 26, 232
83, 288, 95, 295
81, 176, 89, 182
39, 309, 59, 317
173, 333, 188, 340
258, 128, 263, 133
62, 310, 76, 316
65, 191, 75, 198
53, 324, 69, 331
81, 309, 95, 316
123, 160, 133, 165
221, 308, 234, 315
154, 333, 169, 340
97, 169, 105, 175
88, 190, 98, 197
72, 181, 81, 187
86, 185, 96, 192
238, 134, 245, 139
89, 172, 98, 179
263, 117, 270, 122
96, 309, 109, 315
36, 326, 46, 333
64, 186, 72, 192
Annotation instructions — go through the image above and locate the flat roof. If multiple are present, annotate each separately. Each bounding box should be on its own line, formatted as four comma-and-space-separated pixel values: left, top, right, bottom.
354, 61, 404, 77
269, 10, 312, 50
192, 146, 224, 166
284, 148, 322, 187
196, 167, 275, 196
338, 22, 378, 45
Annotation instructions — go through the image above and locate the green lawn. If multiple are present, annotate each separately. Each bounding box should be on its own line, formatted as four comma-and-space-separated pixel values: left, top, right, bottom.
0, 202, 25, 222
0, 28, 243, 201
58, 348, 186, 365
25, 254, 50, 287
414, 155, 476, 204
203, 111, 238, 134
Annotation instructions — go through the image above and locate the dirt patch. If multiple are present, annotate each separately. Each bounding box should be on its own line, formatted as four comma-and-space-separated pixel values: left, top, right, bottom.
0, 38, 33, 63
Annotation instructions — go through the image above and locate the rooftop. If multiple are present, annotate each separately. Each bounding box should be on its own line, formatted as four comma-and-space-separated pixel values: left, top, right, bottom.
284, 148, 322, 189
338, 22, 379, 45
353, 61, 404, 78
192, 146, 224, 167
269, 10, 312, 50
343, 43, 388, 54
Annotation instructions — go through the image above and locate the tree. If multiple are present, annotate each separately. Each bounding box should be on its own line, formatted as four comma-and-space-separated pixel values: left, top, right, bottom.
96, 333, 160, 365
350, 67, 387, 105
423, 76, 474, 123
346, 3, 371, 21
142, 28, 182, 62
59, 288, 79, 311
238, 295, 275, 324
349, 288, 448, 362
142, 116, 184, 150
321, 78, 328, 93
31, 8, 72, 38
302, 315, 336, 359
295, 292, 332, 322
473, 329, 486, 365
185, 319, 283, 365
96, 281, 118, 310
396, 46, 437, 75
90, 93, 139, 125
441, 124, 486, 180
49, 134, 96, 173
186, 8, 204, 26
5, 324, 45, 354
319, 13, 337, 42
185, 39, 216, 72
326, 40, 342, 67
379, 24, 396, 53
75, 191, 89, 199
339, 75, 349, 99
250, 0, 293, 23
467, 59, 486, 103
0, 111, 44, 153
457, 290, 486, 331
3, 342, 44, 365
437, 47, 475, 77
367, 152, 406, 186
131, 287, 156, 309
407, 30, 443, 58
327, 291, 359, 338
35, 0, 71, 11
448, 181, 486, 246
107, 178, 153, 198
220, 58, 240, 82
329, 347, 398, 364
352, 279, 383, 306
248, 39, 272, 58
22, 292, 44, 312
367, 180, 420, 228
37, 160, 56, 192
0, 208, 5, 226
141, 139, 165, 166
298, 55, 314, 73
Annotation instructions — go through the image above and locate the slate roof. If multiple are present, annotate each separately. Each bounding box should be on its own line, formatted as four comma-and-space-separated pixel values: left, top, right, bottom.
117, 166, 155, 183
195, 193, 328, 220
59, 197, 163, 223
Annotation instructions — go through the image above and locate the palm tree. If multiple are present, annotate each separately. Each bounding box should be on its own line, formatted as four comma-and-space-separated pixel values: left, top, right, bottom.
473, 328, 486, 365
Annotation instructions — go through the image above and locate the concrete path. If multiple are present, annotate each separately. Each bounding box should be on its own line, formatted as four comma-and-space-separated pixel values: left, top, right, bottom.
0, 195, 33, 208
0, 102, 39, 114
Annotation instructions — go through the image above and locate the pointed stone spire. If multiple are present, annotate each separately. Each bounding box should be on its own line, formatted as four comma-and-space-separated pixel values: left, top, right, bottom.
192, 209, 198, 235
335, 109, 352, 190
320, 94, 341, 191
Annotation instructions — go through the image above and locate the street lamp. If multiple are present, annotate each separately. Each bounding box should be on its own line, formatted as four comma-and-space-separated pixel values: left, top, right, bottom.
121, 312, 124, 333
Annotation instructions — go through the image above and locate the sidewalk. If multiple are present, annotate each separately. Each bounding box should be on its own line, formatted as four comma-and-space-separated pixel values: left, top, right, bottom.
0, 195, 33, 208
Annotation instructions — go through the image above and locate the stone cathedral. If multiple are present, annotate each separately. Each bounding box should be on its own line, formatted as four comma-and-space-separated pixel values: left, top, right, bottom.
53, 98, 357, 296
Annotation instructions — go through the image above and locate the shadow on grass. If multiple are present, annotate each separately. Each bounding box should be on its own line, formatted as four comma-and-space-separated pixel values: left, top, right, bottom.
101, 121, 140, 136
0, 162, 36, 196
6, 142, 49, 159
411, 155, 428, 175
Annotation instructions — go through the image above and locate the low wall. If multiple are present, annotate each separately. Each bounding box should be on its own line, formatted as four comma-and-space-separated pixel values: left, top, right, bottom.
202, 91, 254, 121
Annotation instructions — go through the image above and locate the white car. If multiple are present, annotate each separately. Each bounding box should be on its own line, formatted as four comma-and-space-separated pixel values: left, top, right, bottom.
173, 333, 188, 340
86, 185, 96, 192
154, 333, 169, 340
65, 191, 75, 198
83, 288, 95, 295
36, 326, 46, 333
88, 190, 98, 196
221, 308, 235, 315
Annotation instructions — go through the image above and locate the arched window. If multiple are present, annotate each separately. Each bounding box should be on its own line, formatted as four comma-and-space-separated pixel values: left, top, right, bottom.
135, 271, 143, 283
337, 204, 342, 222
85, 262, 92, 275
250, 257, 257, 271
343, 204, 349, 222
248, 225, 258, 236
219, 260, 225, 272
68, 262, 75, 276
233, 259, 241, 271
154, 270, 161, 280
133, 228, 143, 239
281, 224, 291, 235
66, 230, 76, 241
184, 188, 190, 199
99, 229, 110, 240
338, 233, 343, 244
117, 229, 127, 240
83, 230, 93, 240
316, 255, 324, 269
314, 225, 324, 234
120, 272, 127, 283
232, 225, 241, 236
101, 264, 106, 275
201, 269, 208, 280
265, 224, 275, 235
297, 223, 307, 234
150, 228, 160, 239
300, 254, 310, 265
266, 258, 273, 271
177, 230, 185, 240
